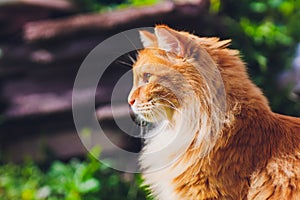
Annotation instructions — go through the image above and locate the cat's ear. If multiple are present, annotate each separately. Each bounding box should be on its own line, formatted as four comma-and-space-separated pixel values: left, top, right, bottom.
139, 30, 156, 48
155, 25, 185, 56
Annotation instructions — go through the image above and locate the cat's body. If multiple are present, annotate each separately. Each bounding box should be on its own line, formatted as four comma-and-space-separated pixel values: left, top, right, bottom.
128, 25, 300, 199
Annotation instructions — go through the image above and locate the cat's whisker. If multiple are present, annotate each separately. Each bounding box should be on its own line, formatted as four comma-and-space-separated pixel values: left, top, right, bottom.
156, 97, 178, 108
154, 100, 177, 110
150, 109, 161, 123
149, 112, 158, 124
154, 103, 182, 115
155, 108, 171, 124
117, 60, 133, 68
150, 108, 164, 123
154, 98, 181, 113
128, 53, 137, 63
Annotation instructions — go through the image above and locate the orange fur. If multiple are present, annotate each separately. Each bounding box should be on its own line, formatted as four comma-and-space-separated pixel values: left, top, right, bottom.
128, 25, 300, 199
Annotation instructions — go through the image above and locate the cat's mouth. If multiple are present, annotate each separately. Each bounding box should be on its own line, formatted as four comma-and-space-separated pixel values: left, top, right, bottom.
131, 99, 176, 123
131, 101, 159, 123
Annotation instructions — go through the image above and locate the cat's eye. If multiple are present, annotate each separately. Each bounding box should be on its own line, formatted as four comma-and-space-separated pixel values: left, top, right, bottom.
143, 73, 151, 83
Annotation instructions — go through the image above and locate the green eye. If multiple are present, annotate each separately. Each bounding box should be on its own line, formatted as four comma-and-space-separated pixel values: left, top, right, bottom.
143, 73, 151, 83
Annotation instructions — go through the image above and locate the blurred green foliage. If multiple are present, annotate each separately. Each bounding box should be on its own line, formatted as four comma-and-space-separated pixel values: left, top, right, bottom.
210, 0, 300, 116
0, 150, 147, 200
74, 0, 160, 12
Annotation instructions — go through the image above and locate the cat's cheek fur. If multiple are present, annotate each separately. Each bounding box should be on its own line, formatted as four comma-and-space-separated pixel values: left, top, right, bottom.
164, 107, 175, 122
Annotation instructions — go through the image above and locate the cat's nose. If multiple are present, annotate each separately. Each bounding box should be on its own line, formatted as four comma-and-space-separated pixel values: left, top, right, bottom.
128, 98, 135, 106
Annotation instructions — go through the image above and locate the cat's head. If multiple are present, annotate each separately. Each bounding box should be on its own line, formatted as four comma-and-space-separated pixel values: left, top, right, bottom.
128, 25, 225, 124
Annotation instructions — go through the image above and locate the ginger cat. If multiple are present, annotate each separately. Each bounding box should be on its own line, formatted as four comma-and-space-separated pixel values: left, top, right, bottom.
128, 25, 300, 200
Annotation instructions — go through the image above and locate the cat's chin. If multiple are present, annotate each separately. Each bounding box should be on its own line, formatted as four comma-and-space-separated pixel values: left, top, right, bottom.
135, 113, 165, 124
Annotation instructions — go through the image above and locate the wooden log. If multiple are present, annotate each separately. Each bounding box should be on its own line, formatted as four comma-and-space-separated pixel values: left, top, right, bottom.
1, 62, 129, 118
0, 0, 76, 39
0, 0, 75, 11
24, 0, 209, 42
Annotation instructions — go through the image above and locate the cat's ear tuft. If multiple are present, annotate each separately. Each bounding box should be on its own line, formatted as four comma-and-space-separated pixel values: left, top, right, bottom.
155, 26, 184, 56
139, 30, 156, 48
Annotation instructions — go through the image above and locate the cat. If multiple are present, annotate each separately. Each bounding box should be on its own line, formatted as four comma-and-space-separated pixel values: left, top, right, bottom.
127, 25, 300, 200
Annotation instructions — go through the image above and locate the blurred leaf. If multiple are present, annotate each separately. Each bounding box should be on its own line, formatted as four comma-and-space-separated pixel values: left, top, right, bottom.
210, 0, 221, 13
21, 189, 34, 200
250, 2, 267, 13
255, 53, 267, 72
77, 179, 100, 193
279, 1, 294, 16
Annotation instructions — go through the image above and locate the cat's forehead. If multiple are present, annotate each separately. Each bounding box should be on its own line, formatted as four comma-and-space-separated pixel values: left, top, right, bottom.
134, 49, 168, 67
134, 48, 182, 69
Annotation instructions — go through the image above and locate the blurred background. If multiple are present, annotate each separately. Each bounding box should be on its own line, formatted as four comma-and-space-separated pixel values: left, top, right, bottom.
0, 0, 299, 199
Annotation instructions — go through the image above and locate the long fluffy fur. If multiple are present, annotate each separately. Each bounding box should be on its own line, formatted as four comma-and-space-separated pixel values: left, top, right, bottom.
128, 25, 300, 200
